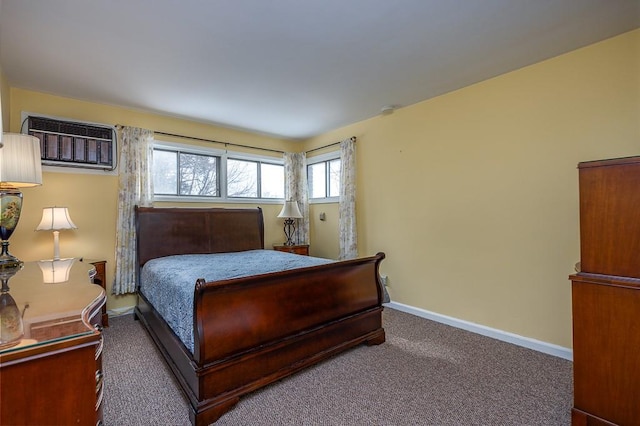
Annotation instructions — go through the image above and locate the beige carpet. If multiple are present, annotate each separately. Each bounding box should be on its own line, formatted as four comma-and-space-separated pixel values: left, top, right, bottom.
102, 308, 572, 425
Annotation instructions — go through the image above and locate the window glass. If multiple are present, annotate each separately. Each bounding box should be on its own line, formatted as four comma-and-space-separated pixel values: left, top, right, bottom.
308, 162, 326, 198
328, 158, 341, 197
153, 149, 178, 194
308, 156, 341, 200
227, 158, 258, 197
261, 163, 285, 198
179, 153, 219, 196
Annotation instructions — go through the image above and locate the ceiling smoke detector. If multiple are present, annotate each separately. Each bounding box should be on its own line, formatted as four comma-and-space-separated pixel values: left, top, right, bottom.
380, 105, 396, 115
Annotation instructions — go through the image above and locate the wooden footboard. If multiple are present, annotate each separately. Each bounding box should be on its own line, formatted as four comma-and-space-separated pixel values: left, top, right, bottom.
194, 253, 386, 364
134, 207, 386, 425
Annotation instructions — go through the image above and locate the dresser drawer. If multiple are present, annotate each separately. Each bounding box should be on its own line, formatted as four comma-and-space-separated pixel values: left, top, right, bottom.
0, 340, 101, 424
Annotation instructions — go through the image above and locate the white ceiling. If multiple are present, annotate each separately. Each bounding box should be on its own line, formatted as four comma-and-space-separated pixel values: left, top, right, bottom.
1, 1, 638, 140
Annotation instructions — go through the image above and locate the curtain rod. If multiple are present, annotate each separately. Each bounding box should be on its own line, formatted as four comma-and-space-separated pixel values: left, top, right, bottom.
116, 126, 354, 155
305, 136, 356, 154
152, 130, 285, 154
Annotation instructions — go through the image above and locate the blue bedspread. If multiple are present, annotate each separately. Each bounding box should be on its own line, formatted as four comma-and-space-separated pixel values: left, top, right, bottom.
139, 249, 334, 354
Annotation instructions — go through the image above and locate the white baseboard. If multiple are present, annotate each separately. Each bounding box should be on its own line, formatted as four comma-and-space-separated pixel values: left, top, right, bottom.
105, 301, 572, 360
107, 306, 135, 317
385, 301, 573, 361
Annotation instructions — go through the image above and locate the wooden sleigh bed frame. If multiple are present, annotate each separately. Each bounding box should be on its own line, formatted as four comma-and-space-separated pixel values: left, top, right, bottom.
133, 206, 386, 425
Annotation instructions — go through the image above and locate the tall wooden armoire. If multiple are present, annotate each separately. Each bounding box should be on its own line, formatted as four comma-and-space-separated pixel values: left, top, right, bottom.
570, 156, 640, 425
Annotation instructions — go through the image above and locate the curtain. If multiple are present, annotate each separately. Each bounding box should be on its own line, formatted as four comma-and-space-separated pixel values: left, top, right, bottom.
283, 152, 309, 244
339, 137, 357, 260
112, 126, 154, 295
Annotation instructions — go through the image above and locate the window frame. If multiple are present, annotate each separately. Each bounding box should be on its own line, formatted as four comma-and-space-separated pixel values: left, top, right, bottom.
307, 151, 341, 204
152, 140, 285, 204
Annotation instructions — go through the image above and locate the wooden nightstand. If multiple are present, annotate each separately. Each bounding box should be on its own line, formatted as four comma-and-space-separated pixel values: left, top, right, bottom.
81, 259, 108, 326
273, 244, 309, 256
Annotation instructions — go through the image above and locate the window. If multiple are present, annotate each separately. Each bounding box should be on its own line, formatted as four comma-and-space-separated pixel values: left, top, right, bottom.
153, 142, 284, 202
227, 158, 284, 199
308, 154, 341, 201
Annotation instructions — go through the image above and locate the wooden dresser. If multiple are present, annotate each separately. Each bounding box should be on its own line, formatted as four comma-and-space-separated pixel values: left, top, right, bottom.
0, 259, 106, 425
569, 156, 640, 425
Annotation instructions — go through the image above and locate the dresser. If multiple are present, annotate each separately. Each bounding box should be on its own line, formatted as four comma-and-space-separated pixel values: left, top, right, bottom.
0, 259, 106, 425
569, 156, 640, 425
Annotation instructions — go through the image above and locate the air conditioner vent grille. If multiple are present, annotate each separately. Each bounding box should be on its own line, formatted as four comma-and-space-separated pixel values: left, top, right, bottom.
27, 115, 116, 171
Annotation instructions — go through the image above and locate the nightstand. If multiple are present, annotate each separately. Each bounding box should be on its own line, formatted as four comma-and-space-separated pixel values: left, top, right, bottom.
81, 259, 108, 326
273, 244, 309, 256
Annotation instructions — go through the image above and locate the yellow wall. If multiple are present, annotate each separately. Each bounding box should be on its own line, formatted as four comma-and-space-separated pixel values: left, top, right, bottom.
4, 29, 638, 348
0, 65, 9, 133
7, 90, 298, 312
304, 29, 640, 348
308, 203, 340, 259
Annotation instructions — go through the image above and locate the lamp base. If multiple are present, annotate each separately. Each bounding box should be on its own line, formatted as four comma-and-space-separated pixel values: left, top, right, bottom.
0, 241, 22, 269
282, 218, 297, 246
0, 265, 24, 349
0, 292, 23, 349
0, 188, 24, 269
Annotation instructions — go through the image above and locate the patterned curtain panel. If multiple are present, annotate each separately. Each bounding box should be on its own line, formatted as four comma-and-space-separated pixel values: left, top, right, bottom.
339, 137, 357, 260
112, 126, 154, 295
283, 152, 309, 244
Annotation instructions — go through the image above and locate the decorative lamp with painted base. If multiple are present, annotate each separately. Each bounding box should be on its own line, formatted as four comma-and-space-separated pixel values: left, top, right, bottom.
0, 133, 43, 269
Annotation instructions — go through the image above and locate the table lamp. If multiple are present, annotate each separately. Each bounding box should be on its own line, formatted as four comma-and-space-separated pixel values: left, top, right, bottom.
36, 207, 77, 260
0, 133, 43, 268
277, 200, 303, 246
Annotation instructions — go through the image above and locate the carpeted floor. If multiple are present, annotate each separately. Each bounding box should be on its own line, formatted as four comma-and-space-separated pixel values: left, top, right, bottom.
102, 308, 572, 425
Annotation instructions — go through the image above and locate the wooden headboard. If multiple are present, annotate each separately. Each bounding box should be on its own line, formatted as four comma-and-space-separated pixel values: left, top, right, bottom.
135, 206, 265, 267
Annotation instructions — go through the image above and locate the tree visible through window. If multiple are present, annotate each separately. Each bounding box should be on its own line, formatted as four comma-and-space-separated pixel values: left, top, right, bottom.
227, 159, 257, 197
152, 145, 284, 200
153, 149, 219, 196
227, 158, 284, 199
180, 153, 219, 196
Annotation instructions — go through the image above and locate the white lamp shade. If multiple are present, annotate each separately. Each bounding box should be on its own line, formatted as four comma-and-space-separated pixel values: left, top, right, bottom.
38, 258, 76, 283
277, 200, 303, 219
0, 89, 3, 147
0, 133, 43, 187
36, 207, 78, 231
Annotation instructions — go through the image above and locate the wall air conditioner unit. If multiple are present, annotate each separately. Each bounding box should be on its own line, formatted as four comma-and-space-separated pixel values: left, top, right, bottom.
25, 115, 117, 171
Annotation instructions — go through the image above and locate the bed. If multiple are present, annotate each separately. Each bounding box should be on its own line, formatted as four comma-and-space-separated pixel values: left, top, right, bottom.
133, 206, 386, 425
